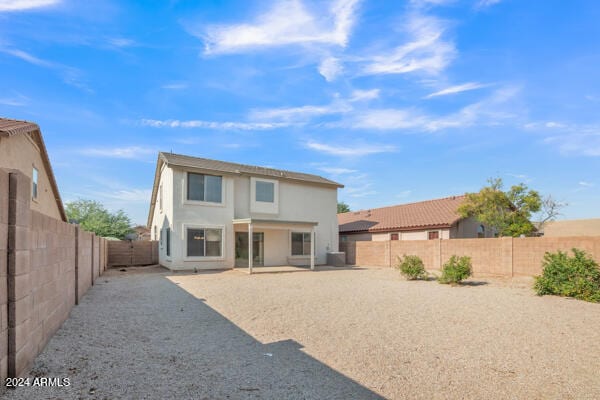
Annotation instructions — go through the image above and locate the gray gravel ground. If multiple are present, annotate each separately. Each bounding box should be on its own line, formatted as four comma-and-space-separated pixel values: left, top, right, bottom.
2, 266, 600, 399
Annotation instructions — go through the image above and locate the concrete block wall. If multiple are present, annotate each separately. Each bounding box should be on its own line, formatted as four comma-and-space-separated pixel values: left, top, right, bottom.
343, 235, 600, 277
1, 170, 108, 379
0, 170, 9, 381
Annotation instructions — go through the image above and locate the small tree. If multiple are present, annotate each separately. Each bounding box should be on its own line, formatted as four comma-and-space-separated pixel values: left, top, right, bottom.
337, 202, 351, 213
458, 178, 542, 237
396, 255, 427, 280
65, 199, 133, 239
438, 256, 472, 284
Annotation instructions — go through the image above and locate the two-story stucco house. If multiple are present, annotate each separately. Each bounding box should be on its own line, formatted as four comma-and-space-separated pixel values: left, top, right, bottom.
147, 152, 343, 272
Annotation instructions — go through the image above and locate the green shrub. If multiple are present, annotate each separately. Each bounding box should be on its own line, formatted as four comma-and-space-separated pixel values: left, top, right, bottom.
438, 255, 472, 284
396, 255, 427, 280
534, 248, 600, 303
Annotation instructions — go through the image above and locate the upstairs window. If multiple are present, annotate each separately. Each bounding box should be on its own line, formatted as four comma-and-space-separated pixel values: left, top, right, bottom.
390, 233, 399, 240
32, 167, 38, 199
255, 180, 274, 203
291, 232, 312, 256
187, 172, 222, 203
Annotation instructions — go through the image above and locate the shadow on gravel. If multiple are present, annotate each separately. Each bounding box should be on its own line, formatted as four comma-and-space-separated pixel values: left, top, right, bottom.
2, 268, 384, 400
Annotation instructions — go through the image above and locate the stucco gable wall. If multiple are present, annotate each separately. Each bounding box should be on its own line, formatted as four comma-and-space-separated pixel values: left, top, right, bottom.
0, 134, 62, 220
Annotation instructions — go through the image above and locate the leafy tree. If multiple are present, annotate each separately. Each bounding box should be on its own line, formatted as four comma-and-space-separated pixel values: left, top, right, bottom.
65, 199, 133, 239
337, 201, 351, 213
458, 178, 542, 237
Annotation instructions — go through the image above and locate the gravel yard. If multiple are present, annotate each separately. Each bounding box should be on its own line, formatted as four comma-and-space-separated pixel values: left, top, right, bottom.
3, 266, 600, 399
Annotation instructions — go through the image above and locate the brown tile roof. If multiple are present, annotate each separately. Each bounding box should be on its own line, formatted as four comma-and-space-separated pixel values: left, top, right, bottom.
338, 195, 466, 233
0, 118, 40, 136
0, 117, 67, 222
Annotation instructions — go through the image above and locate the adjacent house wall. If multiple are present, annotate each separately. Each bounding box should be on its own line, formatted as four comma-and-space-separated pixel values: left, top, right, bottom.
0, 134, 62, 220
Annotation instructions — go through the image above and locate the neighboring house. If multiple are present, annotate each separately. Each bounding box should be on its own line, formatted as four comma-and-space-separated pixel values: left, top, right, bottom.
0, 118, 66, 221
147, 152, 343, 271
538, 218, 600, 237
338, 196, 493, 242
133, 225, 151, 241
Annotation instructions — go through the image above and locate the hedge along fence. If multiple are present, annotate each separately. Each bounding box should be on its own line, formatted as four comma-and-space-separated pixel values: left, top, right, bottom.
340, 236, 600, 277
0, 169, 108, 381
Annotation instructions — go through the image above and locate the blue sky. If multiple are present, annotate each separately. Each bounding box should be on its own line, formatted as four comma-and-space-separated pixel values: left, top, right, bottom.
1, 0, 599, 225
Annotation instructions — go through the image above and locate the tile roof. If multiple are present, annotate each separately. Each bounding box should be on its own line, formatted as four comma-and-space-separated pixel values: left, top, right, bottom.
338, 195, 466, 233
0, 118, 40, 136
159, 152, 344, 188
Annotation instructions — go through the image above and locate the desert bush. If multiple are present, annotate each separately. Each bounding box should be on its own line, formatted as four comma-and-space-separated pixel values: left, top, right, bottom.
534, 248, 600, 303
396, 255, 427, 280
438, 255, 472, 284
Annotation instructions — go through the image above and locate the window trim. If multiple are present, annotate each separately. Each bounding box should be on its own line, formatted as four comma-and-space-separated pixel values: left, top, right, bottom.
390, 233, 399, 241
290, 231, 313, 257
183, 171, 225, 207
165, 227, 171, 257
183, 224, 225, 261
255, 180, 275, 203
427, 231, 440, 240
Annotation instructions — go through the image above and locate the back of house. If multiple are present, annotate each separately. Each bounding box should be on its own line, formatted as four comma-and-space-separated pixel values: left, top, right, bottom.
148, 152, 343, 270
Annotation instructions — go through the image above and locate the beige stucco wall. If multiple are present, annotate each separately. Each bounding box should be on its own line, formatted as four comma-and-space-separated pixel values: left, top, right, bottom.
542, 219, 600, 237
151, 165, 339, 270
0, 134, 62, 220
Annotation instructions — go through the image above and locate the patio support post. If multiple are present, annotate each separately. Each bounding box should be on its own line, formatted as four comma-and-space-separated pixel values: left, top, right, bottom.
310, 226, 315, 271
248, 223, 253, 274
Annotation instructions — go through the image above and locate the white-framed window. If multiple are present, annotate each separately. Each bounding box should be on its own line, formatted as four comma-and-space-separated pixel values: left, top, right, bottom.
255, 180, 274, 203
187, 172, 222, 203
32, 166, 38, 200
185, 226, 223, 258
291, 232, 312, 256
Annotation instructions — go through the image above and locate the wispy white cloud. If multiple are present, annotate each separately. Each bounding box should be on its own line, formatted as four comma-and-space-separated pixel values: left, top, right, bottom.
476, 0, 503, 8
425, 82, 490, 98
201, 0, 361, 54
0, 0, 60, 12
544, 131, 600, 157
318, 56, 344, 81
0, 93, 29, 106
349, 88, 380, 102
578, 181, 595, 188
349, 86, 520, 131
107, 37, 136, 48
161, 82, 188, 90
80, 146, 157, 159
396, 190, 412, 198
506, 173, 532, 183
250, 102, 350, 122
96, 189, 153, 202
318, 167, 357, 175
141, 118, 290, 130
361, 14, 455, 76
0, 47, 91, 92
305, 140, 396, 156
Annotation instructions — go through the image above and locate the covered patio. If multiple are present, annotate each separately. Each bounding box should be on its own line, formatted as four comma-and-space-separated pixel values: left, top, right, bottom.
232, 218, 317, 274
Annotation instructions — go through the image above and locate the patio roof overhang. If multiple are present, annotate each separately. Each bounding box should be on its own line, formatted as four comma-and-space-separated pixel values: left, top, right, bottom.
232, 218, 318, 229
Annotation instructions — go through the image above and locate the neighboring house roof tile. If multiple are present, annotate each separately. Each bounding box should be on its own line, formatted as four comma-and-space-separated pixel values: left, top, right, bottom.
338, 195, 466, 233
0, 117, 67, 222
